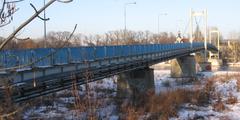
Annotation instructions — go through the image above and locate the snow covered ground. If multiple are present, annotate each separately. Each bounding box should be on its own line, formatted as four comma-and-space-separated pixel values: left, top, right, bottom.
168, 70, 240, 120
22, 68, 240, 120
23, 77, 119, 120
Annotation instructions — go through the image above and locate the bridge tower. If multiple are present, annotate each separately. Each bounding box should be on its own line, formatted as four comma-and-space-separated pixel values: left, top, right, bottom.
208, 29, 222, 67
171, 9, 211, 78
209, 29, 220, 59
189, 8, 208, 61
189, 8, 212, 71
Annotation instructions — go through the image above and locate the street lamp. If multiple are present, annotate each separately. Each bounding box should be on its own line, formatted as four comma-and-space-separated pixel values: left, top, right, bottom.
124, 2, 136, 44
158, 13, 167, 34
43, 0, 47, 48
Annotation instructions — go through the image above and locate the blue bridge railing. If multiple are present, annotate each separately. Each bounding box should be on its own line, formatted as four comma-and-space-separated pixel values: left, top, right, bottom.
0, 42, 216, 69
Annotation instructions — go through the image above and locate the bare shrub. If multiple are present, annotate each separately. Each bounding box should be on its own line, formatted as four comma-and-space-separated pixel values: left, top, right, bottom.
122, 106, 144, 120
226, 93, 238, 104
213, 94, 226, 112
213, 101, 225, 112
144, 89, 192, 119
142, 78, 215, 119
194, 79, 214, 105
237, 79, 240, 91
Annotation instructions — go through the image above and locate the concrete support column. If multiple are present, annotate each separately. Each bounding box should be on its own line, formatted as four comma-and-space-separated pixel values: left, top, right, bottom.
171, 55, 196, 78
117, 67, 155, 105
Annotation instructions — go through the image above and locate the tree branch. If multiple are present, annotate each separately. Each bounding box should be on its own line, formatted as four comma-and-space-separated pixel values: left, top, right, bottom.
5, 0, 24, 4
0, 19, 10, 27
0, 0, 73, 50
0, 0, 7, 17
57, 0, 73, 3
13, 37, 30, 41
30, 3, 50, 21
0, 0, 21, 27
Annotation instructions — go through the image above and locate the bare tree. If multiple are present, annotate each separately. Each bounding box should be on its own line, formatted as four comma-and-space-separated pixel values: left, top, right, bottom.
71, 33, 83, 46
0, 0, 24, 27
0, 0, 73, 50
46, 31, 73, 48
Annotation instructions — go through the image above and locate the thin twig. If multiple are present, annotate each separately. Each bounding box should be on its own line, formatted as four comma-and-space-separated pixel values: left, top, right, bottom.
0, 0, 73, 50
30, 3, 49, 21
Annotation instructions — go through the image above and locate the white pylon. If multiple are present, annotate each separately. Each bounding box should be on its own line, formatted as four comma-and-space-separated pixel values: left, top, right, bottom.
189, 8, 208, 62
209, 30, 220, 59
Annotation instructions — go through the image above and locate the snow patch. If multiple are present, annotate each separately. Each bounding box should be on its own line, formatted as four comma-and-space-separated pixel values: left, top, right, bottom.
215, 79, 238, 97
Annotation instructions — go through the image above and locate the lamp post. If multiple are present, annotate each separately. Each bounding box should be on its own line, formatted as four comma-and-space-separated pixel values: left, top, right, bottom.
158, 13, 167, 34
124, 2, 136, 44
44, 0, 47, 48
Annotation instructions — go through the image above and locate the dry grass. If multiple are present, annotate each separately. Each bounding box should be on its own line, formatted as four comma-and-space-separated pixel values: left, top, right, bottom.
214, 74, 240, 83
122, 107, 144, 120
213, 96, 226, 112
237, 78, 240, 91
0, 78, 23, 120
121, 89, 211, 119
119, 78, 215, 120
226, 93, 238, 104
210, 74, 239, 105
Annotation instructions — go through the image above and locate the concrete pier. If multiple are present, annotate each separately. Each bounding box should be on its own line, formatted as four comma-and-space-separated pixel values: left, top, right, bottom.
117, 67, 155, 105
171, 55, 196, 78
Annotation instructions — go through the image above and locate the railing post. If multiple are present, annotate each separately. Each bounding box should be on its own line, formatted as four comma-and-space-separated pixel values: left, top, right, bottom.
93, 47, 97, 60
0, 53, 3, 68
50, 48, 55, 66
155, 44, 157, 57
30, 50, 35, 68
3, 52, 7, 68
67, 48, 72, 63
163, 45, 165, 57
113, 46, 116, 57
129, 45, 131, 56
16, 56, 20, 68
104, 46, 107, 58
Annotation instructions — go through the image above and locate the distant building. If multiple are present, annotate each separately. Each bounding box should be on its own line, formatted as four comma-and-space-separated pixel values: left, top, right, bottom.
175, 31, 183, 43
175, 31, 189, 43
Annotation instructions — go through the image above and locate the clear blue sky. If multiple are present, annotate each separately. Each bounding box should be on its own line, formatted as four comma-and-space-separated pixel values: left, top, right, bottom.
1, 0, 240, 39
